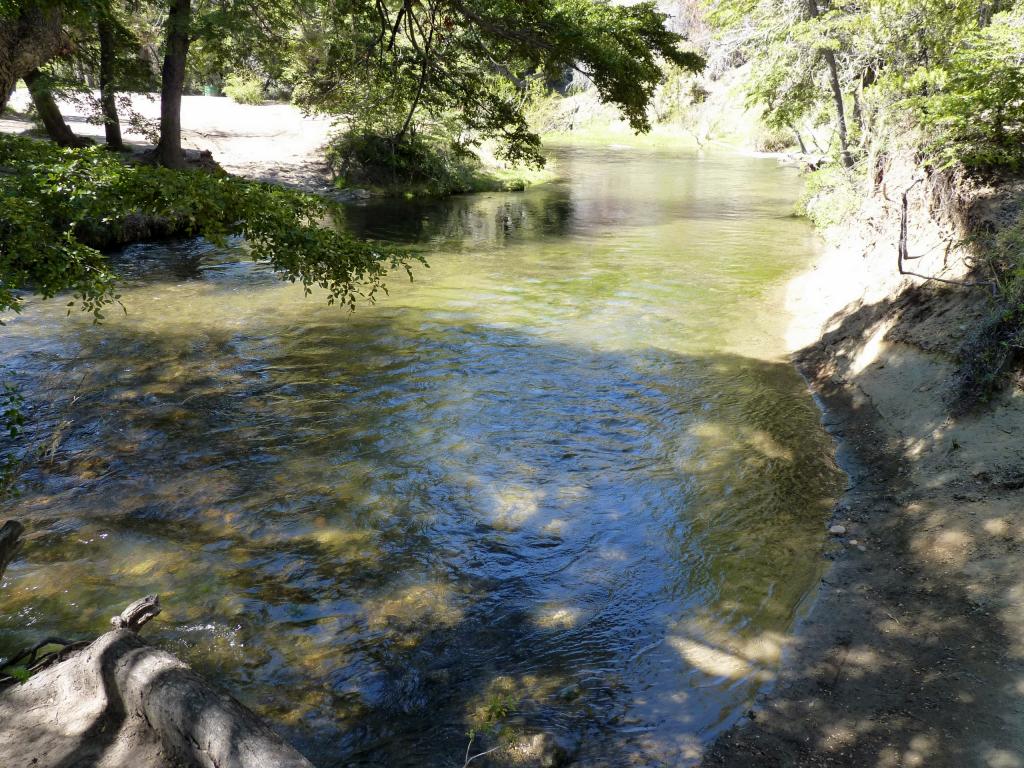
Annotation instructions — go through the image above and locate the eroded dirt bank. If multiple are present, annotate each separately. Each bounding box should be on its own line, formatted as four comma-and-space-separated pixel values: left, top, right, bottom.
705, 158, 1024, 767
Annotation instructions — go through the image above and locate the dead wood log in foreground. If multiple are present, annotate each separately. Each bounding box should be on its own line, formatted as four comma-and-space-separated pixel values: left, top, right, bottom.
0, 629, 313, 768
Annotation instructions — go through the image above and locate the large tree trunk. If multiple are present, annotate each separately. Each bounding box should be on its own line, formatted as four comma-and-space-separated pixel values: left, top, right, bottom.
97, 10, 124, 150
823, 51, 854, 168
0, 5, 70, 113
806, 0, 854, 169
23, 69, 91, 148
154, 0, 192, 168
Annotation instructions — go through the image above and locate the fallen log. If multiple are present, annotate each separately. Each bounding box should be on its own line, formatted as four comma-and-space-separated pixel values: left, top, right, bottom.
0, 628, 313, 768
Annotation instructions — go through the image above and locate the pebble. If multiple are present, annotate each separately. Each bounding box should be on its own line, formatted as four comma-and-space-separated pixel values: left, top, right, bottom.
511, 732, 579, 768
557, 683, 582, 701
850, 539, 859, 546
829, 525, 847, 536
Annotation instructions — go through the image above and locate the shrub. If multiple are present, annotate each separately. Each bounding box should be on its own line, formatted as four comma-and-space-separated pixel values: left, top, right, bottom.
753, 124, 795, 153
796, 165, 861, 229
223, 72, 264, 105
915, 9, 1024, 170
956, 213, 1024, 408
327, 130, 497, 196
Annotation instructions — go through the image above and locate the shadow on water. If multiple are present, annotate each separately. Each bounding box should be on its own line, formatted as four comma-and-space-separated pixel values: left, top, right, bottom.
0, 146, 842, 766
0, 316, 840, 767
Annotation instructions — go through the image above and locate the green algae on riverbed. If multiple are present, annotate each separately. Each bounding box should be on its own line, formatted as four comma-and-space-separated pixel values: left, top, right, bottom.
0, 146, 843, 766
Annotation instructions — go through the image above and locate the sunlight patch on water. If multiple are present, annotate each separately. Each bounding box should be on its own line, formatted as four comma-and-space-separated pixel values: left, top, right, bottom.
0, 147, 843, 767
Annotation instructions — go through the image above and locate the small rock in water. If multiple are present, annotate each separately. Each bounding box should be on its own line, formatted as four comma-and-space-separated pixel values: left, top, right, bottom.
557, 682, 582, 701
513, 732, 579, 768
849, 539, 859, 546
829, 525, 847, 536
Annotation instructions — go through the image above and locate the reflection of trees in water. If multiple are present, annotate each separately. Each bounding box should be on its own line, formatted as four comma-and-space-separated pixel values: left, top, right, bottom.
0, 307, 840, 768
339, 184, 576, 246
108, 239, 229, 282
339, 147, 811, 254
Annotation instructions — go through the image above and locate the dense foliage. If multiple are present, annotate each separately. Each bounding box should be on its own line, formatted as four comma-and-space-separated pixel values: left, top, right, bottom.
329, 130, 500, 195
914, 9, 1024, 169
706, 0, 1024, 171
222, 71, 265, 104
290, 0, 702, 166
0, 134, 416, 318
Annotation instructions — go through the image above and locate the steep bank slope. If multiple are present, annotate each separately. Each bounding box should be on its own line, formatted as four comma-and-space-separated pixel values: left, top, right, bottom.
705, 156, 1024, 767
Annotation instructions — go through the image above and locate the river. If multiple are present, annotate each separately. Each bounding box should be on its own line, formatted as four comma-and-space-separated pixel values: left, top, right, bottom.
0, 146, 842, 766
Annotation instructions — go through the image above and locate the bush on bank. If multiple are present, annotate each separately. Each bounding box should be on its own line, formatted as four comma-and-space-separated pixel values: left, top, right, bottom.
0, 133, 416, 319
326, 130, 548, 197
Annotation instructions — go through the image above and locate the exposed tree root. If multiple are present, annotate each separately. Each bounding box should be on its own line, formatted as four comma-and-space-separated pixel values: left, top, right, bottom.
0, 629, 313, 768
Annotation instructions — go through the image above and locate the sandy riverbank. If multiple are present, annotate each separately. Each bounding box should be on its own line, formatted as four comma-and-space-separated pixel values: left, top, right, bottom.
705, 158, 1024, 767
1, 90, 337, 191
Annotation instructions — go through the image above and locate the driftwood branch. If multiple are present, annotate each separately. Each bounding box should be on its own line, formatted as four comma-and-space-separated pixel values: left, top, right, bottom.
111, 594, 161, 631
0, 520, 24, 581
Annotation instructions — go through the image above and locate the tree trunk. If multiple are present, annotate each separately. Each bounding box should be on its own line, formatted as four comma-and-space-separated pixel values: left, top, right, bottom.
97, 10, 124, 150
806, 0, 854, 169
0, 5, 69, 113
825, 51, 853, 167
979, 1, 1002, 27
789, 124, 808, 155
23, 69, 91, 148
154, 0, 192, 168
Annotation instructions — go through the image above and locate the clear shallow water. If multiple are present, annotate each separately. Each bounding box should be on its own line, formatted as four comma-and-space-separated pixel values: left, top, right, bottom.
0, 147, 841, 766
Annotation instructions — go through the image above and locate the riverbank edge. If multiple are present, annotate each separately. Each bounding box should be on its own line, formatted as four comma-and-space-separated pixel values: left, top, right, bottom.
704, 156, 1024, 767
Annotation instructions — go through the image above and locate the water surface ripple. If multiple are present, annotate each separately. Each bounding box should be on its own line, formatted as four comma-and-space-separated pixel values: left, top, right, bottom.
0, 147, 842, 766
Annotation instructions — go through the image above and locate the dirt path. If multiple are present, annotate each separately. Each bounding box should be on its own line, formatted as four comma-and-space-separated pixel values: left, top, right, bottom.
705, 159, 1024, 768
1, 90, 336, 191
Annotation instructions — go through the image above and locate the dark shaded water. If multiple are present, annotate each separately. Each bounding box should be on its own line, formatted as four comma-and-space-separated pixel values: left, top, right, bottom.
0, 147, 841, 766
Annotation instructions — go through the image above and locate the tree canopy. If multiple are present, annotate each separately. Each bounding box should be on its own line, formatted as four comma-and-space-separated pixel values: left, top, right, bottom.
289, 0, 702, 165
0, 133, 416, 318
706, 0, 1024, 170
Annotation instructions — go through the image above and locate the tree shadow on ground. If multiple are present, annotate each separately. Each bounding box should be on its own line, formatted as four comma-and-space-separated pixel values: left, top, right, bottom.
703, 295, 1024, 768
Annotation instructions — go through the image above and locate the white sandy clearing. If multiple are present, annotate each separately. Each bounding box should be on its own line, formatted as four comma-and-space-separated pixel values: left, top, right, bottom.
1, 89, 336, 191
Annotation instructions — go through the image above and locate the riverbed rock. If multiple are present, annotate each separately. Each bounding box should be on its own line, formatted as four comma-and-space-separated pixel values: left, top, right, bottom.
557, 682, 582, 701
829, 524, 847, 536
501, 731, 579, 767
